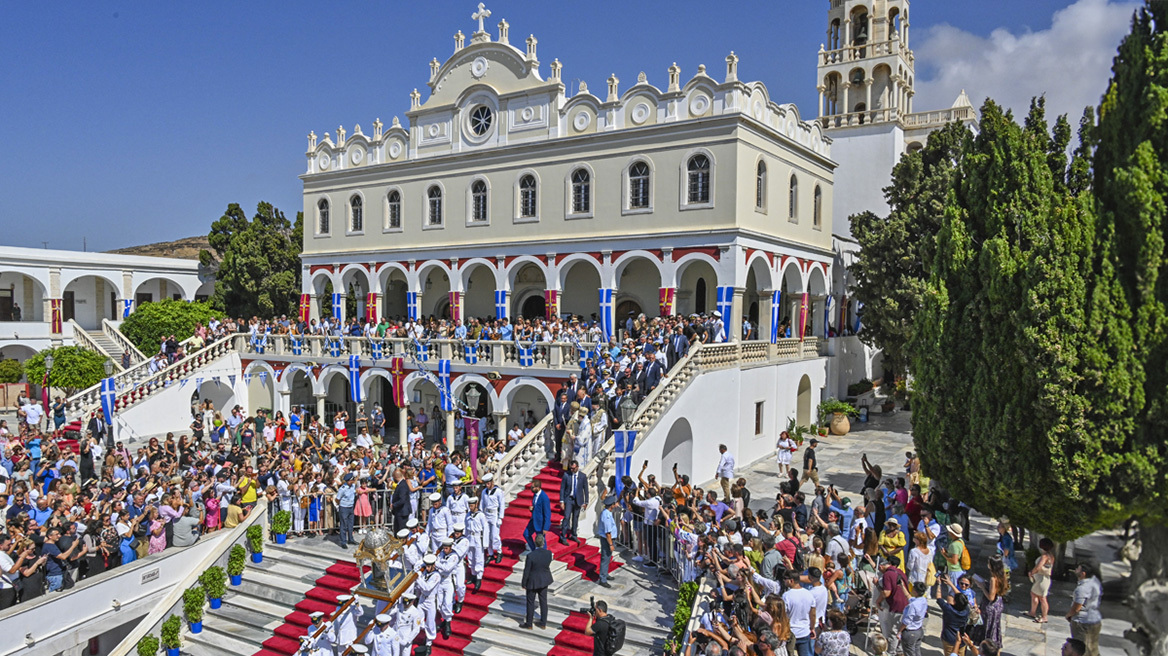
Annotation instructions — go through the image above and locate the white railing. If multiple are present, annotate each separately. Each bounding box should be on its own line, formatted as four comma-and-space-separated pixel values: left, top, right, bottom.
69, 320, 120, 369
902, 106, 978, 128
820, 108, 900, 129
820, 39, 902, 65
495, 414, 554, 495
102, 318, 148, 365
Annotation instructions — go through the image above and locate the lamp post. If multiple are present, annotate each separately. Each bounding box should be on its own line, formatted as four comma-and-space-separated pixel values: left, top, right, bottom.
42, 353, 54, 431
614, 395, 639, 494
103, 359, 115, 451
619, 394, 637, 428
465, 385, 482, 478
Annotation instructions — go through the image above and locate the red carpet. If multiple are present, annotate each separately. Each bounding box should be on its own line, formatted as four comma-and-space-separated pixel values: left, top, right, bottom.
251, 559, 361, 656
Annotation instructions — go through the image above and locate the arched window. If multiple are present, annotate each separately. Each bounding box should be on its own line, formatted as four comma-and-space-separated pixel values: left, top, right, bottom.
629, 161, 650, 209
349, 195, 363, 232
387, 190, 401, 229
519, 174, 537, 218
788, 174, 799, 222
813, 185, 823, 229
571, 168, 591, 214
695, 277, 708, 315
687, 155, 710, 204
756, 160, 767, 210
471, 180, 488, 222
427, 186, 443, 226
317, 198, 330, 234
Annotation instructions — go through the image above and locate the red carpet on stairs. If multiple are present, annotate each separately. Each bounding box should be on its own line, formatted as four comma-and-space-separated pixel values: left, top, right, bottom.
251, 559, 361, 656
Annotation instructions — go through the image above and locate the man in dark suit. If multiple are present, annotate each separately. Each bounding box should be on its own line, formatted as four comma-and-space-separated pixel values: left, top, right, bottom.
667, 324, 690, 363
524, 479, 552, 551
559, 459, 588, 544
562, 374, 583, 398
644, 350, 664, 393
552, 390, 571, 462
391, 468, 412, 532
519, 533, 554, 629
86, 411, 110, 450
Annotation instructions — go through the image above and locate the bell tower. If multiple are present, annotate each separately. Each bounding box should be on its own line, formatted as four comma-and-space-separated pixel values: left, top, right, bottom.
816, 0, 914, 130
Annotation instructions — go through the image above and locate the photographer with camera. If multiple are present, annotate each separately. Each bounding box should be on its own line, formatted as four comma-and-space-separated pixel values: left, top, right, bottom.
584, 598, 625, 655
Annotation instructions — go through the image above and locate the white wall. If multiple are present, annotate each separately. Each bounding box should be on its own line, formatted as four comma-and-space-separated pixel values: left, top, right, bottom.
826, 336, 883, 399
115, 353, 246, 439
827, 123, 903, 238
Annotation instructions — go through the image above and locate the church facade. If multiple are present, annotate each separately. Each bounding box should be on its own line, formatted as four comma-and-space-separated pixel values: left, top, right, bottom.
299, 9, 836, 345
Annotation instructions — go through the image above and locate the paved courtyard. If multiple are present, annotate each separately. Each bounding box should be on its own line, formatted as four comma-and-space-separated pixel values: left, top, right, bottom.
736, 410, 1137, 656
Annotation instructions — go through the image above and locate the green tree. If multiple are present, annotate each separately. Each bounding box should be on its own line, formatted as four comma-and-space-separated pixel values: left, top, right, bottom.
24, 346, 109, 393
120, 298, 224, 354
848, 121, 971, 373
0, 359, 23, 383
912, 98, 1103, 538
1090, 2, 1168, 649
201, 202, 303, 318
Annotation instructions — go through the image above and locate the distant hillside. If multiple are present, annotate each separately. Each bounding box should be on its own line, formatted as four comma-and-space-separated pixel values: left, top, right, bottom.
106, 236, 209, 260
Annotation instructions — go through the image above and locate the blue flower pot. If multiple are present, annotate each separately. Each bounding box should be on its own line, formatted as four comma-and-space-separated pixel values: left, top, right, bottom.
190, 620, 203, 634
167, 648, 180, 656
251, 553, 263, 564
209, 597, 222, 609
230, 574, 242, 586
275, 533, 287, 544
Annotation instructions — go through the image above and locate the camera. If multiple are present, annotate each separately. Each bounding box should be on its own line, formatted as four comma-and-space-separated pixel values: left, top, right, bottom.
581, 595, 596, 616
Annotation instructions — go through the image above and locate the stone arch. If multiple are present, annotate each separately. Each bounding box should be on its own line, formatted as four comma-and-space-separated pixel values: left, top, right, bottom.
661, 417, 694, 483
557, 254, 603, 319
0, 343, 38, 366
499, 376, 554, 414
416, 260, 452, 319
458, 258, 498, 320
192, 377, 235, 416
309, 269, 338, 296
670, 252, 722, 288
613, 252, 662, 320
63, 272, 125, 329
0, 270, 48, 322
796, 375, 812, 427
675, 253, 721, 317
377, 263, 410, 319
806, 264, 829, 296
505, 255, 549, 289
452, 373, 498, 417
244, 360, 276, 413
314, 364, 349, 397
133, 275, 196, 301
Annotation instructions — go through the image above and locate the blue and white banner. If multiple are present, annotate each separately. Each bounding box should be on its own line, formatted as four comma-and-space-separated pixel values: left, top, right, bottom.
518, 344, 534, 367
100, 377, 116, 425
464, 343, 478, 364
437, 359, 453, 411
494, 290, 507, 320
291, 336, 303, 356
578, 344, 595, 370
348, 355, 362, 403
370, 339, 383, 361
613, 429, 638, 495
122, 299, 133, 319
227, 374, 236, 388
332, 293, 343, 321
244, 374, 252, 384
329, 338, 343, 357
770, 290, 782, 344
716, 286, 734, 342
407, 292, 420, 321
251, 333, 267, 354
415, 340, 429, 362
854, 301, 863, 334
824, 296, 833, 338
599, 288, 615, 341
259, 371, 267, 384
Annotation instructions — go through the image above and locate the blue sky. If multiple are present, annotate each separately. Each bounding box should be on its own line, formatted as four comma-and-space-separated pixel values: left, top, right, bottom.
0, 0, 1139, 252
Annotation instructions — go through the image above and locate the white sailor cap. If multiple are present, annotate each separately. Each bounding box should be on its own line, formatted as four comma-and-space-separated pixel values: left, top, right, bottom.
452, 523, 465, 532
403, 592, 417, 600
397, 529, 410, 539
481, 473, 494, 482
442, 538, 454, 547
350, 645, 369, 654
429, 492, 443, 502
309, 611, 325, 620
467, 496, 479, 504
336, 594, 353, 602
375, 613, 392, 623
423, 554, 437, 565
407, 517, 419, 528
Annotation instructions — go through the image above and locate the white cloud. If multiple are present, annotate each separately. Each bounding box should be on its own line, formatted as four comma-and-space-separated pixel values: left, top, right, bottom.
914, 0, 1139, 125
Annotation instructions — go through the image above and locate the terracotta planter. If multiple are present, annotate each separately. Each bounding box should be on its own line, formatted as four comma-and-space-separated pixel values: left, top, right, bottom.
830, 412, 850, 436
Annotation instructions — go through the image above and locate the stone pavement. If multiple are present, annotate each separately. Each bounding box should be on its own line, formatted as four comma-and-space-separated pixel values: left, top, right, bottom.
736, 411, 1138, 656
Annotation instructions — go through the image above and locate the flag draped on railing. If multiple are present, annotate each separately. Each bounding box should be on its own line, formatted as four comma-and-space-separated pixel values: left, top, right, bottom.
494, 290, 507, 320
100, 377, 116, 424
518, 343, 534, 367
390, 357, 406, 407
438, 359, 453, 411
348, 355, 362, 403
659, 287, 676, 317
332, 293, 343, 321
770, 290, 782, 344
464, 341, 478, 364
123, 299, 134, 319
329, 338, 343, 357
716, 287, 734, 342
414, 339, 429, 362
291, 336, 303, 356
370, 338, 384, 361
599, 288, 615, 341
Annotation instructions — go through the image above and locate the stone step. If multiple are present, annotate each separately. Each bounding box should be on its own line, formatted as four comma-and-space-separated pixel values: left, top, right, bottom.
487, 593, 666, 649
185, 622, 264, 655
232, 569, 314, 606
264, 544, 346, 572
205, 598, 285, 632
220, 591, 296, 622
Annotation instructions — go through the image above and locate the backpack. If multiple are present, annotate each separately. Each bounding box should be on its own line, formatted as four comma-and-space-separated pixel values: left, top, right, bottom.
933, 531, 951, 572
604, 616, 626, 656
955, 539, 971, 571
788, 537, 807, 572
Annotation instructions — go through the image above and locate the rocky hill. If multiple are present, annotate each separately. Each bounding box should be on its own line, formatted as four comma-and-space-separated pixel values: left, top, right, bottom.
106, 236, 209, 260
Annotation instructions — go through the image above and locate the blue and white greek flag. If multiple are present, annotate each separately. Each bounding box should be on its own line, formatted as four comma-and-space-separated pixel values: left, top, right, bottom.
100, 377, 116, 424
415, 340, 429, 362
251, 334, 266, 354
599, 288, 615, 341
770, 290, 782, 344
291, 336, 303, 356
494, 290, 507, 320
348, 355, 362, 403
613, 429, 638, 495
437, 359, 453, 411
122, 299, 133, 319
464, 343, 478, 364
329, 338, 342, 357
370, 339, 383, 361
824, 296, 833, 338
407, 292, 420, 321
258, 371, 267, 384
518, 345, 534, 367
854, 301, 863, 334
716, 286, 734, 342
332, 293, 343, 321
578, 345, 595, 370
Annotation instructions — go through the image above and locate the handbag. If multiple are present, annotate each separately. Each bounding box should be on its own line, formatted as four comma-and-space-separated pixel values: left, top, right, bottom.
300, 496, 311, 509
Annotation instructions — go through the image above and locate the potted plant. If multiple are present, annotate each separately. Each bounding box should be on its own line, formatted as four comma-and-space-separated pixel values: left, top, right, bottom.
784, 417, 809, 446
818, 398, 859, 436
227, 544, 246, 586
200, 565, 227, 609
271, 510, 292, 544
183, 585, 205, 633
136, 634, 159, 656
160, 614, 182, 656
247, 524, 264, 563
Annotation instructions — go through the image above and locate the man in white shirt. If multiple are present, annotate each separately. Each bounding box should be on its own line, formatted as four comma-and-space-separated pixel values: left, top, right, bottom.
716, 444, 736, 502
782, 570, 818, 653
22, 402, 43, 431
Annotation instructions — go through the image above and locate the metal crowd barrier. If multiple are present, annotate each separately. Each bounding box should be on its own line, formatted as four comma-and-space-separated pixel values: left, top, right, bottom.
283, 483, 491, 536
615, 507, 703, 583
